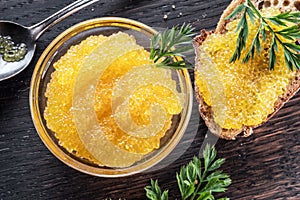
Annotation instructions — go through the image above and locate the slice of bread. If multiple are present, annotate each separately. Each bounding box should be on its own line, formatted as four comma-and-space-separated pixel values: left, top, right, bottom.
193, 0, 300, 140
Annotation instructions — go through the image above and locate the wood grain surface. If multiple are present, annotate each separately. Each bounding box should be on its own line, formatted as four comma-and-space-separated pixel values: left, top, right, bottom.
0, 0, 299, 199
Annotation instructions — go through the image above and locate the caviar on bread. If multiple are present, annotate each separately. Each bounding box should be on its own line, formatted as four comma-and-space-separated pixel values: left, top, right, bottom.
194, 0, 300, 140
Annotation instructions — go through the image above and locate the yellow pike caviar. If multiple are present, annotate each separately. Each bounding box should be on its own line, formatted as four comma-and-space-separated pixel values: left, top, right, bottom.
95, 56, 183, 154
129, 85, 182, 125
45, 32, 183, 167
195, 8, 297, 130
72, 32, 145, 167
44, 35, 108, 165
94, 50, 152, 121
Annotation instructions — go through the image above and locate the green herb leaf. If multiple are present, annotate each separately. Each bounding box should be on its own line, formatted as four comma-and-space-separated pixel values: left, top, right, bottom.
206, 171, 229, 181
145, 145, 231, 200
208, 158, 225, 172
150, 23, 195, 69
196, 192, 214, 200
230, 6, 251, 63
284, 42, 300, 52
225, 4, 245, 20
227, 0, 300, 70
269, 34, 278, 70
145, 179, 169, 200
268, 11, 300, 24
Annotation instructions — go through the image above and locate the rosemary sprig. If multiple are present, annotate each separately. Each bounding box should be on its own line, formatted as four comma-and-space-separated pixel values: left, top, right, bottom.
145, 145, 231, 200
150, 23, 195, 69
225, 0, 300, 70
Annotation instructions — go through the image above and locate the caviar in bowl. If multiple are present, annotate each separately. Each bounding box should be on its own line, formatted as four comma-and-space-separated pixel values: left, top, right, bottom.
30, 17, 193, 177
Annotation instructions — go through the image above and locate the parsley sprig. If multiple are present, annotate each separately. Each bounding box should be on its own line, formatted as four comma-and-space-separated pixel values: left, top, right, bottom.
145, 180, 169, 200
225, 0, 300, 70
150, 23, 195, 69
145, 145, 231, 200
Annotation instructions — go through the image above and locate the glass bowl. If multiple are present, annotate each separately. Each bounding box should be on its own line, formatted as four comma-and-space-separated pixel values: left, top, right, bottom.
30, 17, 193, 177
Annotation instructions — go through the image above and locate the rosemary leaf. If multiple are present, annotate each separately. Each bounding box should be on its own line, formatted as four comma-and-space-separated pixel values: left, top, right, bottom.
269, 35, 277, 70
284, 42, 300, 52
224, 4, 245, 20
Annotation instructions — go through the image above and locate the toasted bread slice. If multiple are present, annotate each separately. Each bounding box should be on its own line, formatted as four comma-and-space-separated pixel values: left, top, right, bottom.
193, 0, 300, 140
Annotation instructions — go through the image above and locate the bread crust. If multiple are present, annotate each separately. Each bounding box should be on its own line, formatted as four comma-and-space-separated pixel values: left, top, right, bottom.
215, 0, 245, 34
194, 0, 300, 140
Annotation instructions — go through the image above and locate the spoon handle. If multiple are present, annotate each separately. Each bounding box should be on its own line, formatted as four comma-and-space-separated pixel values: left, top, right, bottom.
29, 0, 99, 41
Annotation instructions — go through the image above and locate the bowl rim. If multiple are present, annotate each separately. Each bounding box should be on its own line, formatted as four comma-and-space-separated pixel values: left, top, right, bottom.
29, 17, 193, 177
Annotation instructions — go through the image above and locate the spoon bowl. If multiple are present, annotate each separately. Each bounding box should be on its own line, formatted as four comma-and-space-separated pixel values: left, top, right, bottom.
0, 21, 35, 80
0, 0, 99, 81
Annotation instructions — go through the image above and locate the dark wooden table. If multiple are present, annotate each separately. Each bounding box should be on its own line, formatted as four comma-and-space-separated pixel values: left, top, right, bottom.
0, 0, 299, 199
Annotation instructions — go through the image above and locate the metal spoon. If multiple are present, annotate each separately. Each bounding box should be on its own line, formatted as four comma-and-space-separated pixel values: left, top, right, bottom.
0, 0, 99, 81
